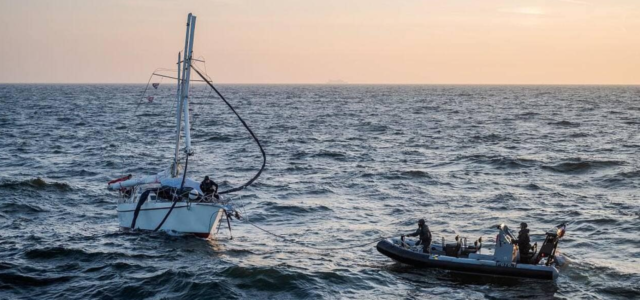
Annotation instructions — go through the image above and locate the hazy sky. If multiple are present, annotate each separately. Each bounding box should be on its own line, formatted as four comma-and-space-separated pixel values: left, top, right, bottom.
0, 0, 638, 84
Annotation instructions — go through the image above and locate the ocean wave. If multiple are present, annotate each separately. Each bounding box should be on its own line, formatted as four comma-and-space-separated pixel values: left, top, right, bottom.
399, 170, 431, 178
597, 286, 640, 299
382, 170, 432, 180
262, 202, 333, 215
205, 135, 234, 142
25, 247, 95, 260
0, 202, 46, 214
469, 133, 508, 143
541, 159, 625, 174
568, 132, 590, 138
56, 116, 73, 122
485, 192, 517, 203
0, 177, 72, 192
167, 280, 241, 299
618, 170, 640, 178
24, 246, 161, 261
523, 183, 542, 190
460, 154, 537, 169
548, 120, 580, 127
219, 265, 319, 296
593, 172, 639, 189
311, 150, 347, 161
291, 150, 309, 160
517, 111, 540, 117
361, 124, 389, 133
0, 272, 74, 288
283, 164, 313, 172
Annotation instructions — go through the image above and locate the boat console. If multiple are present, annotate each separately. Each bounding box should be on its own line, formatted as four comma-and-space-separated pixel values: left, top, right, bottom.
494, 224, 518, 264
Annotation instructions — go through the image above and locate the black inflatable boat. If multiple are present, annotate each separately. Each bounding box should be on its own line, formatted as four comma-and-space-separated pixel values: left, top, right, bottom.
377, 223, 568, 280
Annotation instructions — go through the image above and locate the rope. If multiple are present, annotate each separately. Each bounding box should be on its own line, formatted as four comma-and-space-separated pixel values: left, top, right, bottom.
230, 200, 393, 251
191, 65, 266, 195
244, 219, 395, 251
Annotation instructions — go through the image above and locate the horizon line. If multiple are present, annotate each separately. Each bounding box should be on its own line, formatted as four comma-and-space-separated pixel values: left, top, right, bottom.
1, 82, 639, 86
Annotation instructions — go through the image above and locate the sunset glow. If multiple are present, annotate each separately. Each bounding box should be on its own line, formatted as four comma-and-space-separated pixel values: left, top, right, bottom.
1, 0, 638, 84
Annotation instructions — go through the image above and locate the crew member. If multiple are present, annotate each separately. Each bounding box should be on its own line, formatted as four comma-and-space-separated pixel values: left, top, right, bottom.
517, 222, 531, 262
200, 176, 219, 200
122, 187, 132, 198
403, 218, 432, 254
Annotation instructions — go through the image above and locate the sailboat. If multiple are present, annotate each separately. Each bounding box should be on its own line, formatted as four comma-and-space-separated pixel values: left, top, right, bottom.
107, 13, 265, 238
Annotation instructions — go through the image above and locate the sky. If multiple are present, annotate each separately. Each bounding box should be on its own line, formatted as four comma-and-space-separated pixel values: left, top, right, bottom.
0, 0, 638, 84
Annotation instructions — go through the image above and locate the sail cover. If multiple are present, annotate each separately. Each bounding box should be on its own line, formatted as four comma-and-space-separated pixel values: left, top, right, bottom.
107, 170, 169, 190
160, 177, 203, 194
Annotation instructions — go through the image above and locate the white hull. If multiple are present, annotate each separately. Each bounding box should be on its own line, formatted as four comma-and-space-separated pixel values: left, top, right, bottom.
117, 201, 225, 238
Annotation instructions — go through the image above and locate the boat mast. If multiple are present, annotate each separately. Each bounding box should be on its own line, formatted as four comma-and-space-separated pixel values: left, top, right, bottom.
172, 52, 183, 177
181, 13, 196, 156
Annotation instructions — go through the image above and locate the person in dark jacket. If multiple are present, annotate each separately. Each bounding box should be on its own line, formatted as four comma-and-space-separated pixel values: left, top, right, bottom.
517, 222, 531, 262
200, 176, 219, 200
403, 219, 432, 253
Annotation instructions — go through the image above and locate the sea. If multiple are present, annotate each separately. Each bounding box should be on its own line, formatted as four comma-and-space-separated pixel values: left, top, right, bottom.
0, 84, 638, 299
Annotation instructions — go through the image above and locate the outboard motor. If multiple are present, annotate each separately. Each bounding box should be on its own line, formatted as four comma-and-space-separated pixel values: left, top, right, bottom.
533, 223, 567, 266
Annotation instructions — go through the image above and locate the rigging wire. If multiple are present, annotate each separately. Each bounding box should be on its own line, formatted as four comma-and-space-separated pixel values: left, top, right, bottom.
151, 73, 210, 82
133, 69, 160, 116
191, 65, 266, 195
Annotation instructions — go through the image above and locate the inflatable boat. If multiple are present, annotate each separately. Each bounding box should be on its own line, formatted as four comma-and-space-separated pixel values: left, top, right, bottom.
377, 223, 568, 280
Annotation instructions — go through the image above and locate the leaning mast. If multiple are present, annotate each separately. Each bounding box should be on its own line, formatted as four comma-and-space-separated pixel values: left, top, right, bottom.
181, 14, 196, 156
172, 52, 183, 177
172, 13, 196, 177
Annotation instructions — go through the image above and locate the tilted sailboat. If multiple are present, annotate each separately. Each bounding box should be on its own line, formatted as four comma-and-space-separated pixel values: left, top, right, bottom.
108, 13, 265, 238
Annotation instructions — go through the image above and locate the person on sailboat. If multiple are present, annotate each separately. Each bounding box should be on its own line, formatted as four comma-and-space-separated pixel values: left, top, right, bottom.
200, 176, 219, 200
403, 218, 432, 253
516, 222, 531, 262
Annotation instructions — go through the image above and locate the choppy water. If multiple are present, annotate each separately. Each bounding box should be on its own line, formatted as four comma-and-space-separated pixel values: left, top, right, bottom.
0, 84, 639, 299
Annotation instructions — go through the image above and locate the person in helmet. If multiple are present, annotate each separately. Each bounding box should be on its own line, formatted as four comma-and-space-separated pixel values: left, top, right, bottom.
403, 219, 432, 253
199, 176, 219, 200
517, 222, 531, 261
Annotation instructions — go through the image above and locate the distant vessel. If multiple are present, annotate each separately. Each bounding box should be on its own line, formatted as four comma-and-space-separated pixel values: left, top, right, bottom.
108, 13, 263, 238
377, 223, 568, 280
326, 79, 348, 84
